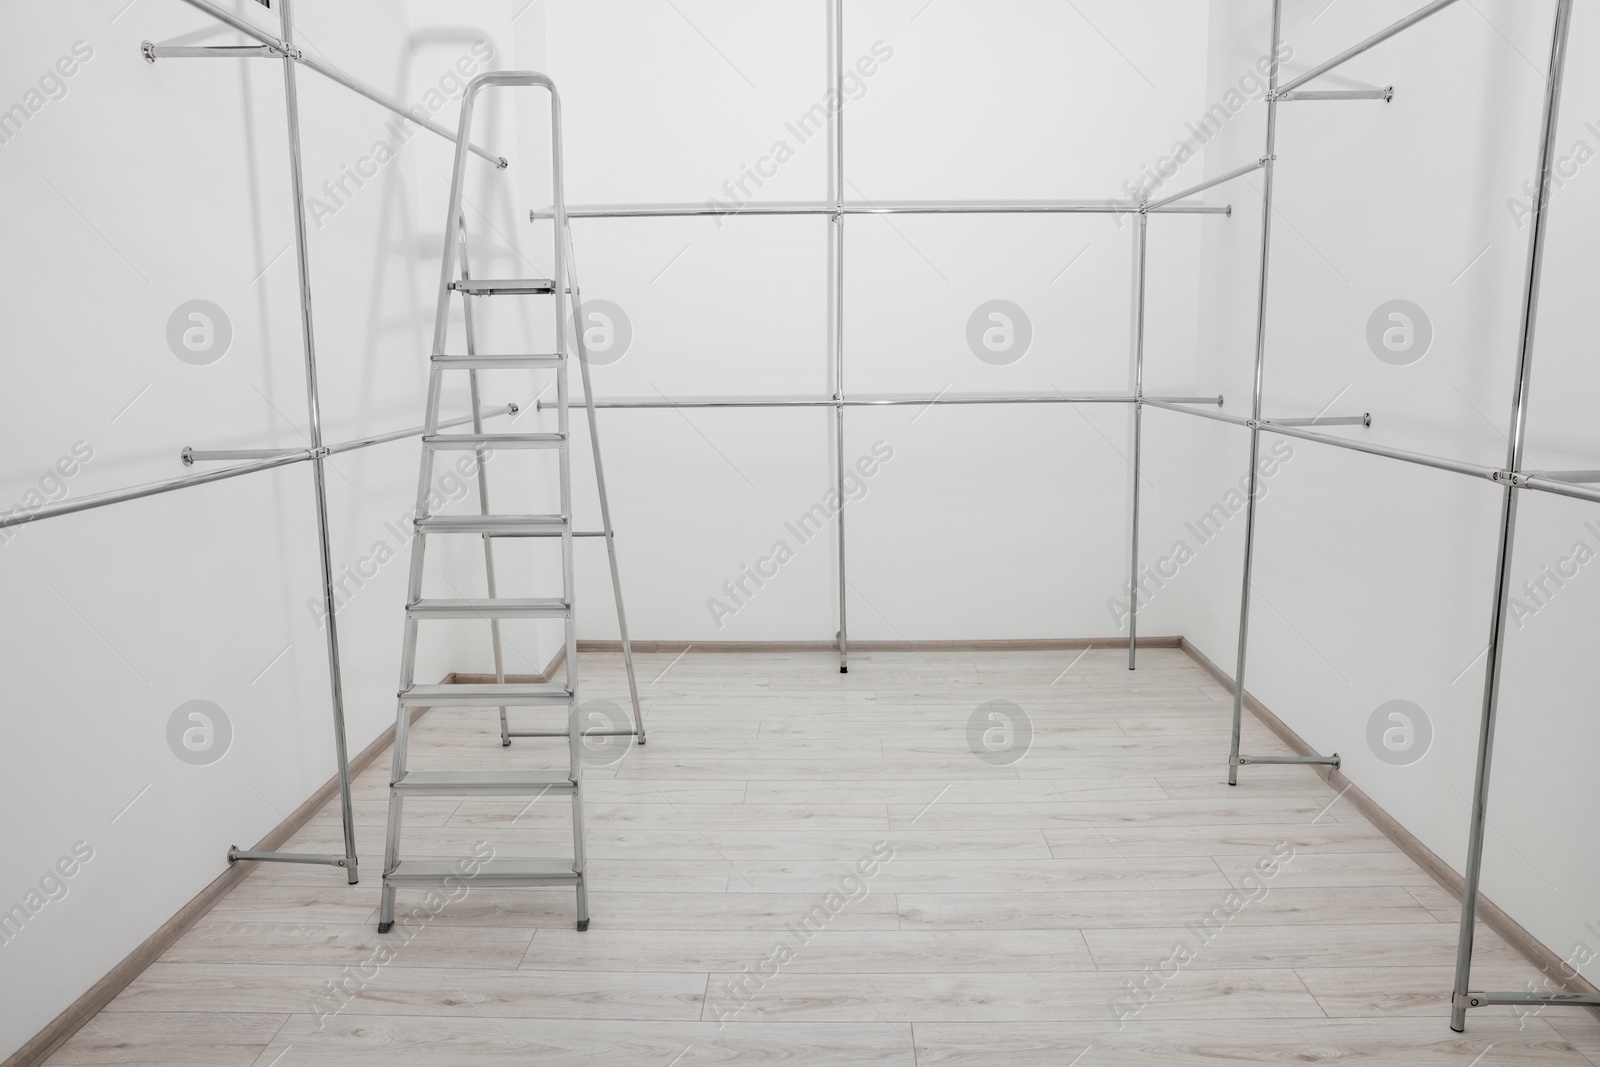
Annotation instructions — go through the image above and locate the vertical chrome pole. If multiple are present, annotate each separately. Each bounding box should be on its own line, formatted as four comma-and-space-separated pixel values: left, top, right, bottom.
1452, 0, 1572, 1032
1227, 0, 1283, 787
455, 215, 511, 746
278, 0, 358, 883
1128, 207, 1149, 670
563, 223, 646, 744
831, 0, 849, 674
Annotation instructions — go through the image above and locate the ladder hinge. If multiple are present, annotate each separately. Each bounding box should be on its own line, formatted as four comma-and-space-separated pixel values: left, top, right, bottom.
1452, 991, 1483, 1009
310, 446, 331, 460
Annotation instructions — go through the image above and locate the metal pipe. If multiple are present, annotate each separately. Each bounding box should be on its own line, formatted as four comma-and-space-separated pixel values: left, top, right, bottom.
228, 847, 349, 867
1516, 473, 1600, 506
181, 405, 516, 464
530, 200, 1232, 221
1142, 398, 1252, 426
1128, 210, 1149, 670
1259, 421, 1497, 481
831, 0, 848, 675
1459, 992, 1600, 1008
1277, 87, 1393, 102
0, 449, 313, 530
174, 0, 507, 168
1262, 414, 1370, 427
1144, 158, 1267, 213
1147, 399, 1503, 484
535, 393, 1223, 411
143, 43, 280, 59
277, 0, 358, 885
1537, 470, 1600, 484
1275, 0, 1461, 96
1453, 0, 1573, 1033
1238, 754, 1340, 766
1229, 0, 1284, 789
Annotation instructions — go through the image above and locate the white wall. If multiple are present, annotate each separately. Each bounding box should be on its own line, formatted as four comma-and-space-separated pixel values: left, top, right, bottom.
0, 1, 524, 1058
1153, 0, 1600, 986
515, 0, 1210, 643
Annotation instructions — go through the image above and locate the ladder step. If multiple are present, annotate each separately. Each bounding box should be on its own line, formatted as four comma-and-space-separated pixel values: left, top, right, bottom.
400, 682, 572, 708
423, 433, 565, 450
408, 597, 569, 620
385, 857, 581, 888
392, 771, 576, 797
431, 353, 565, 370
451, 278, 555, 296
415, 514, 568, 536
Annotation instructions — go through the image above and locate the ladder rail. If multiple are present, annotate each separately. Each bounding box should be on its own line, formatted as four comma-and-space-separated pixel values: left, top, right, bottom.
562, 223, 647, 745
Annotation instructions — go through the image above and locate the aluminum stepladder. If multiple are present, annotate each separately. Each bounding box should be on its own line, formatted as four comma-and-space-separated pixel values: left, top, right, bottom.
379, 71, 643, 934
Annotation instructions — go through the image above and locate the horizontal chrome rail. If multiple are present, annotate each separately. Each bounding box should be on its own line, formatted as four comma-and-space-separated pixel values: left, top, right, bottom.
534, 393, 1226, 412
1277, 87, 1393, 102
531, 199, 1231, 221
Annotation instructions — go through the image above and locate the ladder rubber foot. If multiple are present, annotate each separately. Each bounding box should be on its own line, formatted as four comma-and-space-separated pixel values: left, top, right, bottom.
501, 739, 512, 747
577, 918, 590, 931
840, 667, 848, 674
378, 921, 394, 934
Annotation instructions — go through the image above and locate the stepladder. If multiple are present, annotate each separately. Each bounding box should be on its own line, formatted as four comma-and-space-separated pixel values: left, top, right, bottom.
379, 71, 643, 935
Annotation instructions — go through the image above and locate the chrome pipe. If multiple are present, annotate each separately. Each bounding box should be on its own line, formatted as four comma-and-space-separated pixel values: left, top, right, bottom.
1275, 0, 1461, 96
534, 393, 1222, 412
1229, 0, 1284, 789
1453, 0, 1573, 1033
1516, 473, 1600, 506
0, 450, 312, 530
1147, 400, 1502, 482
174, 0, 506, 168
1237, 754, 1340, 766
1128, 209, 1149, 670
1537, 470, 1600, 484
1459, 992, 1600, 1008
831, 0, 848, 675
1277, 87, 1393, 102
1257, 421, 1498, 482
1144, 158, 1267, 213
143, 43, 280, 59
1262, 414, 1370, 427
229, 847, 349, 867
1142, 398, 1254, 429
181, 406, 517, 464
278, 0, 358, 885
530, 199, 1232, 221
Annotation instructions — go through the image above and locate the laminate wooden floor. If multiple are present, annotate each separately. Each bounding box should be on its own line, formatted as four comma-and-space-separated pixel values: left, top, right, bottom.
46, 649, 1600, 1065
